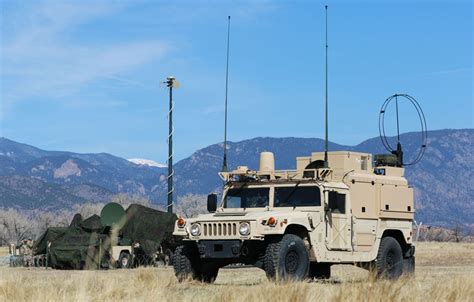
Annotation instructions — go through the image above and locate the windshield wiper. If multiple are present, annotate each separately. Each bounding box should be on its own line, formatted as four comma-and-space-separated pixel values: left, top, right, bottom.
224, 183, 247, 208
280, 182, 301, 206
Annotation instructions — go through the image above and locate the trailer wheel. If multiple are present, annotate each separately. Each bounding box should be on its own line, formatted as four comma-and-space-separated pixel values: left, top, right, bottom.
308, 262, 331, 279
264, 234, 310, 281
118, 252, 132, 269
375, 236, 403, 279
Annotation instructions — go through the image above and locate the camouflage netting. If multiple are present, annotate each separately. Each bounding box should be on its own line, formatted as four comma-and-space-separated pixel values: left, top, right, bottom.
33, 227, 68, 255
121, 204, 178, 255
80, 214, 103, 232
42, 204, 177, 270
48, 215, 107, 270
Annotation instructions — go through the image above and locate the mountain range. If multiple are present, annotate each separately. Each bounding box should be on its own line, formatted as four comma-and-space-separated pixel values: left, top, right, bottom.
0, 128, 473, 227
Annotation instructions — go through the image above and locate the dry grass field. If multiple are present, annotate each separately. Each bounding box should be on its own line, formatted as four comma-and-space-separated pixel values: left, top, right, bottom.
0, 246, 9, 257
1, 242, 473, 302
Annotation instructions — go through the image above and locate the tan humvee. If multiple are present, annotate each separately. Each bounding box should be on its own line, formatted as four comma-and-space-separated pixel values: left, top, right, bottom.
173, 151, 415, 282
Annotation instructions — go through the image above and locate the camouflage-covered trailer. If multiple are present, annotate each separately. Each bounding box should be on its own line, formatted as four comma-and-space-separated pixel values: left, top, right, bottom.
118, 204, 178, 266
34, 227, 68, 255
44, 203, 178, 270
48, 214, 107, 269
32, 226, 68, 267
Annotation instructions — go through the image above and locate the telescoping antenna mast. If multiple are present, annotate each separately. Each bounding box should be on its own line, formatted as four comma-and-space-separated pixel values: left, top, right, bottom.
222, 16, 231, 172
165, 76, 179, 213
323, 5, 329, 168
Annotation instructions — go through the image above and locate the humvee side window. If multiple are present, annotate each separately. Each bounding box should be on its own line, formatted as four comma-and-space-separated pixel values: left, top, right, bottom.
274, 186, 321, 207
224, 188, 270, 208
328, 192, 346, 213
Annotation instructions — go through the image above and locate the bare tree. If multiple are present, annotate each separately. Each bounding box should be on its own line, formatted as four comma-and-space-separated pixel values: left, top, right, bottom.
451, 223, 466, 243
111, 193, 152, 209
0, 208, 34, 245
175, 194, 208, 218
72, 202, 105, 218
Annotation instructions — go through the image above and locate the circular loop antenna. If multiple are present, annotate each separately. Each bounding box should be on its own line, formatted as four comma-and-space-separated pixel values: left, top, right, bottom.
100, 202, 126, 227
378, 94, 428, 166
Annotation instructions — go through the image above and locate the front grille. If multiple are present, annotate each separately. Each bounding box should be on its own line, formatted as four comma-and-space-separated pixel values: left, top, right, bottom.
202, 222, 238, 237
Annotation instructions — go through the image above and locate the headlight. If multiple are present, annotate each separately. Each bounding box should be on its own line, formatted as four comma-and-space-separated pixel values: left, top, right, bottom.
190, 224, 201, 236
239, 222, 250, 236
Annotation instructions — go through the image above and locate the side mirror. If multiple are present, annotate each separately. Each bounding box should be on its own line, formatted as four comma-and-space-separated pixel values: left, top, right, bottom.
207, 193, 217, 213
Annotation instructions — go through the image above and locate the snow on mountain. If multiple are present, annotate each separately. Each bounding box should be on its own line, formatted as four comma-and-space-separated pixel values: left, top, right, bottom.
128, 158, 167, 168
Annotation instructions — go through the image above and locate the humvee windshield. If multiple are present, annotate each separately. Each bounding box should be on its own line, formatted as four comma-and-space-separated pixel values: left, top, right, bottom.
224, 187, 269, 208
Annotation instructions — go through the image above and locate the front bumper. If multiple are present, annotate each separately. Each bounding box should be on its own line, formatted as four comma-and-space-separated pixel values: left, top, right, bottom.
197, 240, 242, 259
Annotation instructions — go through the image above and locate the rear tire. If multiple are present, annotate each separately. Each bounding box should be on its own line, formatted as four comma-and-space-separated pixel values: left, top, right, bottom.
308, 262, 331, 279
375, 237, 403, 279
264, 234, 310, 281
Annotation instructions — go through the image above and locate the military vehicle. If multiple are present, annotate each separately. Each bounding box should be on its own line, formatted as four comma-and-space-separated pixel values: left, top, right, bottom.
99, 203, 178, 269
40, 202, 177, 270
172, 9, 427, 281
173, 149, 420, 282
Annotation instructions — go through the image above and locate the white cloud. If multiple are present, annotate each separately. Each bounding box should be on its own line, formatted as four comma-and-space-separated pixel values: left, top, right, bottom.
0, 0, 170, 114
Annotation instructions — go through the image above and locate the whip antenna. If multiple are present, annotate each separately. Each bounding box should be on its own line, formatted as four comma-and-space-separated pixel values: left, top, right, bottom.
324, 5, 329, 168
222, 16, 231, 172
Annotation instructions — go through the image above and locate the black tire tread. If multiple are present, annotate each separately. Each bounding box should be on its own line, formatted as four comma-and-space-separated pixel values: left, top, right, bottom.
264, 238, 281, 280
376, 236, 403, 279
264, 234, 309, 281
173, 244, 194, 282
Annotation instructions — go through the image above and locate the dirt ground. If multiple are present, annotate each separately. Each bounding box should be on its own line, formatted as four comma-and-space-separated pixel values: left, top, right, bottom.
1, 242, 473, 302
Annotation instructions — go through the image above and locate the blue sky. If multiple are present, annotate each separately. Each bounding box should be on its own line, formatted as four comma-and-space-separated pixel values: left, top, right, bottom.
0, 0, 472, 163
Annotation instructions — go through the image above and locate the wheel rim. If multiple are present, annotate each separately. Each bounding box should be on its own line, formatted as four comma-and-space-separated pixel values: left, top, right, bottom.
284, 250, 299, 275
386, 250, 395, 272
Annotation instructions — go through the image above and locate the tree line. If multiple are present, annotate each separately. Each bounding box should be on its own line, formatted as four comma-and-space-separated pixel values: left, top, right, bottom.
0, 194, 207, 246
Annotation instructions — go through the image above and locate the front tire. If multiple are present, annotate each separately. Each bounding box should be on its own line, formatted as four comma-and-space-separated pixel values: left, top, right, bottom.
375, 237, 403, 279
264, 234, 310, 281
173, 244, 219, 283
173, 244, 196, 282
197, 262, 219, 283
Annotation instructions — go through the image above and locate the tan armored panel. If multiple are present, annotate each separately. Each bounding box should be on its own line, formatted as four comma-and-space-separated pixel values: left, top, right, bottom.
310, 152, 372, 173
379, 185, 414, 219
349, 180, 378, 219
296, 152, 373, 181
296, 156, 312, 171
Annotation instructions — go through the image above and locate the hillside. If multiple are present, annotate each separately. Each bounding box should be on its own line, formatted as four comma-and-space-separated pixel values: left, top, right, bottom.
0, 129, 473, 227
0, 138, 166, 208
